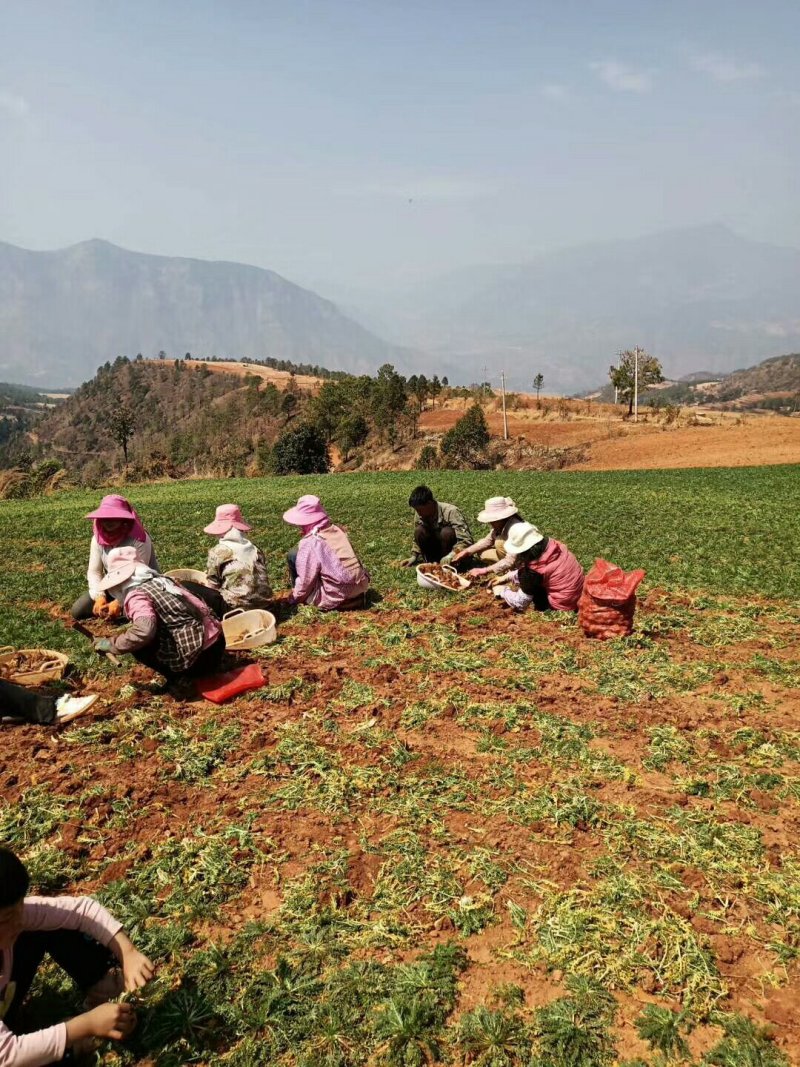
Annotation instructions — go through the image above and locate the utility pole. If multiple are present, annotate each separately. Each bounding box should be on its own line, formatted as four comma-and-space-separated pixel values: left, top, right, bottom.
501, 371, 509, 440
633, 346, 640, 422
482, 365, 488, 399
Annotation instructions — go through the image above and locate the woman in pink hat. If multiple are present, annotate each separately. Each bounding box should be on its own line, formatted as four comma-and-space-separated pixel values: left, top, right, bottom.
70, 496, 159, 621
91, 546, 225, 680
203, 504, 272, 611
283, 495, 370, 611
451, 496, 526, 579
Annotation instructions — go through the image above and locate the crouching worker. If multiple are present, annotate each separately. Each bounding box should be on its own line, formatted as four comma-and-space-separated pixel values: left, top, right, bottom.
492, 523, 584, 612
0, 680, 97, 727
452, 496, 526, 579
400, 485, 473, 567
203, 504, 272, 611
283, 496, 370, 611
71, 495, 160, 621
0, 846, 154, 1066
92, 547, 225, 679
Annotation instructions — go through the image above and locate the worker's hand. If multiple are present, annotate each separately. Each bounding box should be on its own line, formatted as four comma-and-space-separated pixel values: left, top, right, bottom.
467, 567, 488, 578
121, 947, 155, 992
105, 599, 122, 620
92, 595, 109, 617
440, 552, 455, 566
398, 557, 416, 568
84, 1002, 137, 1041
94, 638, 113, 653
451, 549, 469, 564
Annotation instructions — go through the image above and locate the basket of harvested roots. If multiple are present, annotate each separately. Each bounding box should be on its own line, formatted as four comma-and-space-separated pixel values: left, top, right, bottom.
416, 563, 472, 592
0, 647, 70, 686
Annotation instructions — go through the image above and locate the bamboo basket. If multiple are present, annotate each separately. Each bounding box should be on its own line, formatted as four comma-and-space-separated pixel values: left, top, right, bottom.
0, 647, 70, 686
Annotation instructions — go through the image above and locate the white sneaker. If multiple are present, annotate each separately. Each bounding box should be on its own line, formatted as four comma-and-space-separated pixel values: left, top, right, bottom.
55, 694, 98, 723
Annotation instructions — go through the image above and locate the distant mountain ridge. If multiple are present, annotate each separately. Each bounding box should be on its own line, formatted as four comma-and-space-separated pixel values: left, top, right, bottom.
0, 238, 425, 386
321, 225, 800, 392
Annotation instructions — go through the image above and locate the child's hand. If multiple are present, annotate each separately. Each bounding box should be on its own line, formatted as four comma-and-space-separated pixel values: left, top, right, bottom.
94, 638, 113, 653
84, 1001, 137, 1040
122, 947, 155, 991
92, 595, 109, 617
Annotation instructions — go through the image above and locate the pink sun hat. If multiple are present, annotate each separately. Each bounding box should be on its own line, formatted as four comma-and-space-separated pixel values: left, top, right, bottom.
204, 504, 252, 536
477, 496, 519, 524
98, 546, 141, 591
85, 494, 138, 522
282, 494, 330, 527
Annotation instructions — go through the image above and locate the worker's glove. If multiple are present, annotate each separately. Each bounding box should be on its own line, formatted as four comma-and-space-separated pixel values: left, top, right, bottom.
493, 586, 506, 600
105, 599, 122, 619
440, 552, 455, 566
92, 595, 109, 617
94, 638, 113, 653
398, 557, 417, 568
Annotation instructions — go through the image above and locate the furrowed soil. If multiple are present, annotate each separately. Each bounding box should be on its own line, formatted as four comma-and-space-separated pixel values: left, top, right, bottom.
419, 401, 800, 471
2, 470, 800, 1065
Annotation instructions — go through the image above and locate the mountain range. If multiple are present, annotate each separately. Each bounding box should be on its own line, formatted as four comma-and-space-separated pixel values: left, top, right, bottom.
0, 239, 420, 386
1, 225, 799, 390
313, 225, 800, 392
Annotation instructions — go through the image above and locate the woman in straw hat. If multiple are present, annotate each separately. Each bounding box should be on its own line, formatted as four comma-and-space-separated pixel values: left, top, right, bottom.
91, 546, 225, 679
203, 504, 272, 612
71, 495, 159, 621
492, 523, 585, 612
283, 495, 370, 611
451, 496, 526, 579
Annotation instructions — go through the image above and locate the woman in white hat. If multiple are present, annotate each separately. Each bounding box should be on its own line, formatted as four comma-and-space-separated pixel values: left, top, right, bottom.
493, 523, 585, 612
92, 546, 225, 679
203, 504, 272, 612
452, 497, 525, 579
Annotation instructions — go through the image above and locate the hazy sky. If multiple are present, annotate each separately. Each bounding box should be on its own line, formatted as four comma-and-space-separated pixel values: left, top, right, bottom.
2, 0, 799, 288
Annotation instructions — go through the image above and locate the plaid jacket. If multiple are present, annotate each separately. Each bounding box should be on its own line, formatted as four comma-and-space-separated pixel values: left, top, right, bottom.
141, 581, 206, 673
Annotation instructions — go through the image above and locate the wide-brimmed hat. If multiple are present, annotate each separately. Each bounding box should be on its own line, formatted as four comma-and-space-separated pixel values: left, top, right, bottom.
477, 496, 518, 524
282, 494, 329, 527
505, 522, 545, 556
204, 503, 252, 536
85, 494, 136, 522
98, 546, 140, 591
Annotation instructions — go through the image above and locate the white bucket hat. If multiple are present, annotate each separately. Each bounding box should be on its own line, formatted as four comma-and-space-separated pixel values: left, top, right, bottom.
505, 522, 545, 555
477, 496, 518, 524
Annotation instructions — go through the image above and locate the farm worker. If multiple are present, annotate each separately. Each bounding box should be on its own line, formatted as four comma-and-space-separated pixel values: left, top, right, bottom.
203, 504, 273, 611
0, 679, 97, 726
91, 546, 225, 678
451, 496, 526, 579
71, 495, 160, 620
492, 523, 584, 612
400, 485, 473, 566
0, 846, 154, 1066
283, 495, 370, 611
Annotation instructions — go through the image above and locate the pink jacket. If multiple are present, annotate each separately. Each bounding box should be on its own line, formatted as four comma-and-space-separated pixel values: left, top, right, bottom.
1, 897, 122, 1067
525, 538, 585, 610
292, 525, 369, 611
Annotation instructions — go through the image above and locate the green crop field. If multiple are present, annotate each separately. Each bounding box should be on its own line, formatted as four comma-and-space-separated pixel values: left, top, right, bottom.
1, 466, 799, 1066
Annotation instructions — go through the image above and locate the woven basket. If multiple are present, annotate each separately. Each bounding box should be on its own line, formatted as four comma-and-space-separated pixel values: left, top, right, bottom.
0, 647, 70, 686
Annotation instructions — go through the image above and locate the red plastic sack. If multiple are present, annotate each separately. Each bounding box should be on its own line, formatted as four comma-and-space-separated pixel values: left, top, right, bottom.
195, 663, 266, 703
578, 559, 646, 639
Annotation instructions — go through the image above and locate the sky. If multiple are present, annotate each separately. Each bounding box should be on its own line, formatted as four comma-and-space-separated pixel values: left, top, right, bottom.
2, 0, 799, 289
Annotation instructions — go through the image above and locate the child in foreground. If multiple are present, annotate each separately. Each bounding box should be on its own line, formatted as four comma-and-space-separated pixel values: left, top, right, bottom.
0, 848, 154, 1066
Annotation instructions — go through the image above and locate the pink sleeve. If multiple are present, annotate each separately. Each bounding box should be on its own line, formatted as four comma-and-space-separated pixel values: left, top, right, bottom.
0, 1020, 66, 1067
22, 897, 123, 946
292, 538, 322, 604
121, 589, 157, 624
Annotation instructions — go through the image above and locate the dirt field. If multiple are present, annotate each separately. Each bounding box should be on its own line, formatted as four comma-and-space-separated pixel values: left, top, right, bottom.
420, 402, 800, 471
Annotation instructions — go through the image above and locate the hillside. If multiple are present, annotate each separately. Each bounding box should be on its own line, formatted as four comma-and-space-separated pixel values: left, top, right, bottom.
0, 238, 423, 387
0, 357, 298, 484
334, 225, 800, 392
